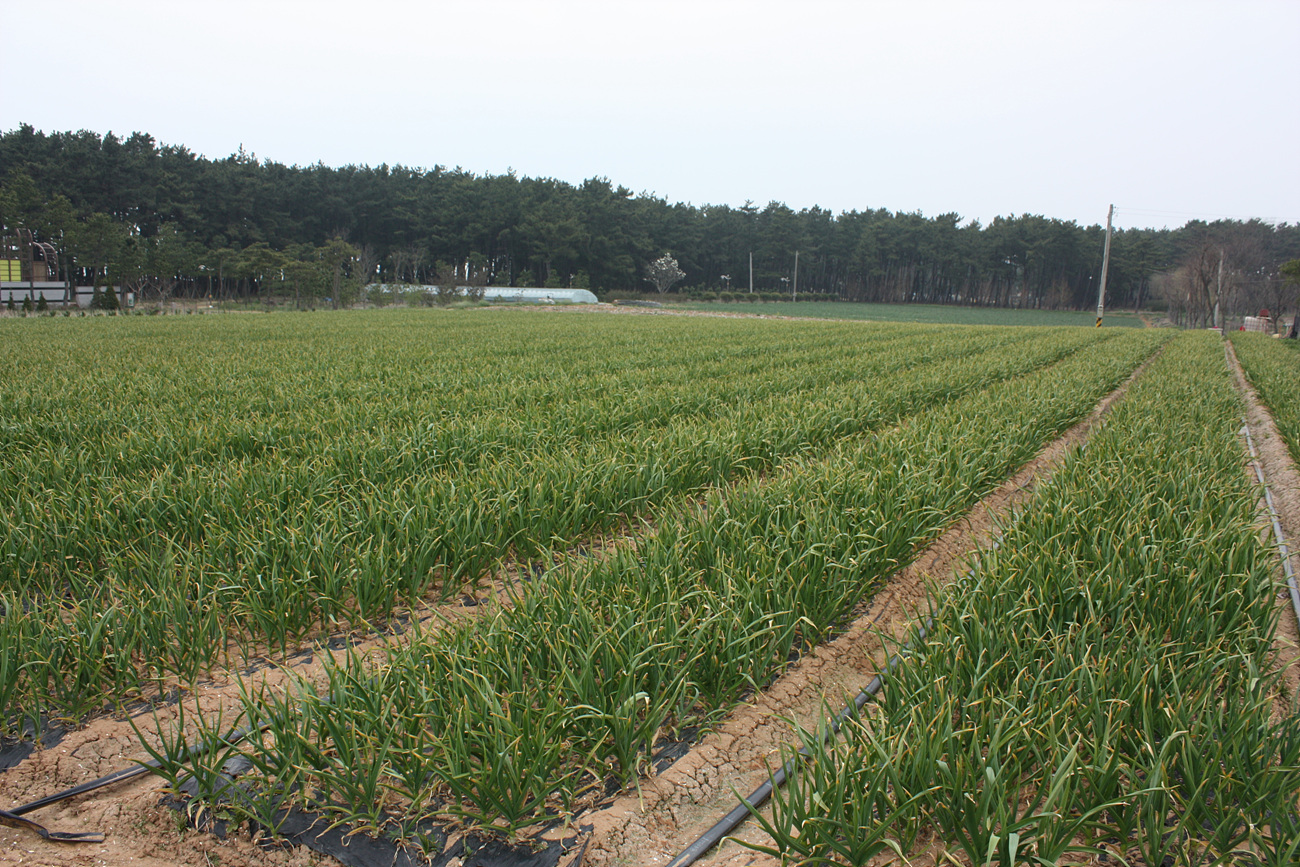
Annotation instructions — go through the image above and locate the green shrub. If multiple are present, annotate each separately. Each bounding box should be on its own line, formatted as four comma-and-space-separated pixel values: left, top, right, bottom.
90, 287, 120, 311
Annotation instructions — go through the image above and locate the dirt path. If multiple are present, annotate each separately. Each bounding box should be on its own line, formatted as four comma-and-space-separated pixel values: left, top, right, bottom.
577, 351, 1162, 867
1224, 339, 1300, 705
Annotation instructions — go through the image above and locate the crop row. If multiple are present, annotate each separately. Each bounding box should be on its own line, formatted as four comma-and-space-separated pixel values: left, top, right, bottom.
152, 327, 1167, 843
1229, 332, 1300, 463
754, 331, 1300, 866
0, 314, 1120, 732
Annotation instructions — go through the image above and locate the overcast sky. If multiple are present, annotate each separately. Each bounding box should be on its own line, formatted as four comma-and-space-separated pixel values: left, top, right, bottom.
5, 0, 1297, 230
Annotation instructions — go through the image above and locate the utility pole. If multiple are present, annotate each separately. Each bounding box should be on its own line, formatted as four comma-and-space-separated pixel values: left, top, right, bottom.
1096, 204, 1113, 327
792, 251, 799, 302
1214, 249, 1223, 331
748, 252, 753, 294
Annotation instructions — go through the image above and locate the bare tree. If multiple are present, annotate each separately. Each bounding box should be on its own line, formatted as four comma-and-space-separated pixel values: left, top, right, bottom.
355, 244, 380, 296
1218, 228, 1273, 325
434, 261, 460, 305
1282, 259, 1300, 338
410, 247, 427, 284
321, 237, 358, 309
387, 244, 429, 288
1176, 242, 1223, 329
388, 247, 410, 285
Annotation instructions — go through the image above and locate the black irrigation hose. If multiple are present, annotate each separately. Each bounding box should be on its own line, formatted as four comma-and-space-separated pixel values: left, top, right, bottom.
7, 760, 154, 817
8, 664, 395, 844
1240, 420, 1300, 631
0, 807, 105, 843
3, 717, 270, 840
664, 618, 933, 867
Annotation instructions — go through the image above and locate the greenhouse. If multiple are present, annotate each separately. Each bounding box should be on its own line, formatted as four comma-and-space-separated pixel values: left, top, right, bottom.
363, 285, 600, 304
480, 287, 599, 304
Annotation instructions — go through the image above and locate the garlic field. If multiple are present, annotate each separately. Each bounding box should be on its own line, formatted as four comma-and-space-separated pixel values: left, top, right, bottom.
1, 310, 1296, 865
757, 332, 1300, 866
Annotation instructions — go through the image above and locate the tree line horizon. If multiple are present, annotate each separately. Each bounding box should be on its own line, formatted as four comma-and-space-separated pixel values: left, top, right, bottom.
2, 125, 1298, 323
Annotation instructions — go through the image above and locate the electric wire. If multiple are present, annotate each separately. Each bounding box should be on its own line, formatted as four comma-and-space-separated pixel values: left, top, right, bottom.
1112, 206, 1290, 226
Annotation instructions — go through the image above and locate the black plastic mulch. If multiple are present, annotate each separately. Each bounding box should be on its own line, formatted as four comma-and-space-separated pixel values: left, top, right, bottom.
157, 725, 706, 866
0, 722, 67, 771
168, 788, 579, 867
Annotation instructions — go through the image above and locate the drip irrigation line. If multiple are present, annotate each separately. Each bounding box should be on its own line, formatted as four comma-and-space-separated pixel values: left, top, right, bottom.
1240, 420, 1300, 629
664, 618, 933, 867
1225, 340, 1300, 626
8, 658, 383, 841
0, 807, 105, 844
4, 717, 270, 839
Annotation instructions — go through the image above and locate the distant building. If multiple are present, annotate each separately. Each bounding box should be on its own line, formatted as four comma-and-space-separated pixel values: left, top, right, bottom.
365, 284, 600, 305
0, 228, 100, 307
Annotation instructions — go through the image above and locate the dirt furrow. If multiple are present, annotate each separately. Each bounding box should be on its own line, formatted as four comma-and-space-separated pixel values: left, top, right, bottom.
1224, 339, 1300, 705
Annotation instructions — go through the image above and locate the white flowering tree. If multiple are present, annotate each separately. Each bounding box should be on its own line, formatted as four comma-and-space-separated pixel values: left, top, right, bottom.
644, 252, 686, 294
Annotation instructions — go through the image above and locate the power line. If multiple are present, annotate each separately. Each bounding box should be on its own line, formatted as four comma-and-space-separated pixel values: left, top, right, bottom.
1112, 206, 1291, 226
